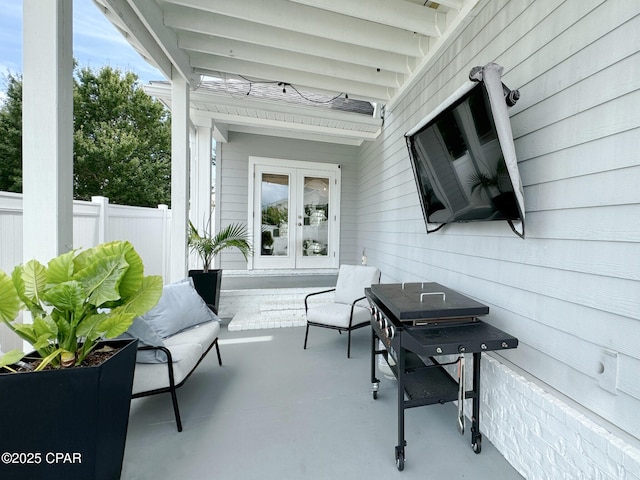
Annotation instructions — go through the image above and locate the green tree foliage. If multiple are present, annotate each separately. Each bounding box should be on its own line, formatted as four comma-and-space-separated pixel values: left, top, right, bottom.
0, 73, 22, 192
73, 66, 171, 206
0, 65, 171, 207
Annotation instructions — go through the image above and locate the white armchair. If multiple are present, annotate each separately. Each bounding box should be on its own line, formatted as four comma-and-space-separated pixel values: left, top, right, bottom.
303, 264, 381, 358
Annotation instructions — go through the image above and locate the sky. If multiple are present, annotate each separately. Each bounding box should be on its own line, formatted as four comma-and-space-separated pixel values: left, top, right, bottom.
0, 0, 163, 101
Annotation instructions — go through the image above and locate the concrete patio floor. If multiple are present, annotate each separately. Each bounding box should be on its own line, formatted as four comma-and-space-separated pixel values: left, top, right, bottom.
122, 322, 524, 479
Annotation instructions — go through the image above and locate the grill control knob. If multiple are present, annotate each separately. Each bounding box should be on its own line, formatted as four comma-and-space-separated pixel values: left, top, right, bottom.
501, 342, 509, 348
388, 325, 395, 339
481, 343, 487, 350
458, 346, 466, 353
436, 347, 443, 354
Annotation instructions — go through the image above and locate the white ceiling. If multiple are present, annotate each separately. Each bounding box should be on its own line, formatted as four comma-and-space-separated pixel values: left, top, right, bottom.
93, 0, 478, 145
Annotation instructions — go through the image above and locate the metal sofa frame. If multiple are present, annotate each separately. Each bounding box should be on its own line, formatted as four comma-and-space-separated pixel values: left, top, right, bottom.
131, 338, 222, 432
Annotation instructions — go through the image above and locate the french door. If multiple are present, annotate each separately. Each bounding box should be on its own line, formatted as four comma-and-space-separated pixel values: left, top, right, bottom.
249, 157, 340, 270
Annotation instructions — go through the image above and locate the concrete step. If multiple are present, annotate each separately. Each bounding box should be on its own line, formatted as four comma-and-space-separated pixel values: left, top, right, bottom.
220, 287, 334, 331
220, 269, 338, 290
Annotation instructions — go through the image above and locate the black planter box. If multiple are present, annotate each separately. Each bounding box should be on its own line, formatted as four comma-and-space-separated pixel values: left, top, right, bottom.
0, 339, 138, 480
189, 269, 222, 314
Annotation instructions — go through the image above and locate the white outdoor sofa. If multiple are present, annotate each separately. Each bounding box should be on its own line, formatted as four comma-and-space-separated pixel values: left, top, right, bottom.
120, 279, 222, 432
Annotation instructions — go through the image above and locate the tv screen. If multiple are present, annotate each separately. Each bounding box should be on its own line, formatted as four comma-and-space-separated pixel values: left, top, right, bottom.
406, 63, 525, 237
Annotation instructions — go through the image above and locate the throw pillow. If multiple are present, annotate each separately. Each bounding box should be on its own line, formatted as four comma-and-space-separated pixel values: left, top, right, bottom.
118, 316, 168, 363
140, 278, 218, 339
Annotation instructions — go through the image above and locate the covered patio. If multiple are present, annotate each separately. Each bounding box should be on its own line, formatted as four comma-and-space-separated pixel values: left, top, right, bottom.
18, 1, 640, 480
22, 0, 477, 278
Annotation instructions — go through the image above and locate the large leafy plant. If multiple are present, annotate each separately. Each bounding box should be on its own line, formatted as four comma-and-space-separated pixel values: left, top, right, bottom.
0, 241, 162, 371
188, 221, 252, 272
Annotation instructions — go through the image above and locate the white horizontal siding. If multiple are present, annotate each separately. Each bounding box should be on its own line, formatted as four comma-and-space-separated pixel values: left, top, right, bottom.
357, 0, 640, 445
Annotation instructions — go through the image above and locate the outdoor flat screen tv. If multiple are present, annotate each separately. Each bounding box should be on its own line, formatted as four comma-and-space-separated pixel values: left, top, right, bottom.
405, 63, 525, 237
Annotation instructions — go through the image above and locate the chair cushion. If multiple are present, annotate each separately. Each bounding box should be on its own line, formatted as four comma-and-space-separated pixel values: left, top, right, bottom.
334, 265, 381, 305
306, 303, 371, 328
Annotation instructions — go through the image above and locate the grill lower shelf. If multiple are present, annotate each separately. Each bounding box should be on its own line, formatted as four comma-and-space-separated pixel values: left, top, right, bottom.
386, 352, 459, 408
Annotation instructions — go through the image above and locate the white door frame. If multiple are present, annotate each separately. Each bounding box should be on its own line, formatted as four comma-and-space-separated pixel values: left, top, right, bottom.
248, 156, 341, 270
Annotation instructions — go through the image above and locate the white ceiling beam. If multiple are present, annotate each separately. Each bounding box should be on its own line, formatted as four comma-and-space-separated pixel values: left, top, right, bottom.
96, 0, 173, 78
386, 0, 481, 109
385, 0, 464, 8
190, 54, 392, 103
164, 8, 412, 74
93, 0, 159, 68
212, 122, 228, 143
191, 110, 379, 143
178, 33, 402, 89
227, 125, 366, 146
149, 91, 373, 146
190, 116, 229, 143
426, 0, 465, 10
145, 83, 382, 129
164, 0, 427, 57
124, 0, 197, 84
187, 92, 381, 128
288, 0, 441, 38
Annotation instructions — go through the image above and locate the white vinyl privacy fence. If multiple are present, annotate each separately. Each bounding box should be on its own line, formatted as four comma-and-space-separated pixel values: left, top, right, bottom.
0, 192, 172, 278
0, 192, 172, 349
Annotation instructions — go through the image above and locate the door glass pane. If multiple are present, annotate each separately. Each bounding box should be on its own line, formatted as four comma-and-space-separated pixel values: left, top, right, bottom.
260, 174, 289, 257
302, 176, 329, 257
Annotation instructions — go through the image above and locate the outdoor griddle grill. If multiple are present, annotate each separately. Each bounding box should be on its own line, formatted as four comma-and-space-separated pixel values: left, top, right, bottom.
365, 282, 518, 471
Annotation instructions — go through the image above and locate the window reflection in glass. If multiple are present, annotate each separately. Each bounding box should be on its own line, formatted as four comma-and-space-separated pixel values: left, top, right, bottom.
302, 176, 329, 257
261, 174, 289, 256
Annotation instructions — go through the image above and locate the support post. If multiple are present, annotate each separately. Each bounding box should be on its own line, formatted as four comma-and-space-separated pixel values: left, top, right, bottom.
158, 204, 170, 283
22, 0, 74, 263
169, 72, 190, 282
189, 124, 213, 270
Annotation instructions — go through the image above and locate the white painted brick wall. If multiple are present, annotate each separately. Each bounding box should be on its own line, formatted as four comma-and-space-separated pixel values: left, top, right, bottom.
219, 287, 331, 330
481, 355, 640, 480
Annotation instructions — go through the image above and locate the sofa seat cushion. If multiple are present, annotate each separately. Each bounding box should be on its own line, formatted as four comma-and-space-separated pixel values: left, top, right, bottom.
306, 303, 371, 328
131, 343, 204, 395
164, 321, 220, 351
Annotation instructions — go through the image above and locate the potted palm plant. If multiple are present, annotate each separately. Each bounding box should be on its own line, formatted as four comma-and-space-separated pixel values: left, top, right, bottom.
188, 220, 252, 314
0, 240, 162, 480
468, 161, 519, 218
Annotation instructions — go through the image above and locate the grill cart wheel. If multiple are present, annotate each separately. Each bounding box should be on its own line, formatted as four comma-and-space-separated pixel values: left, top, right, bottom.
395, 448, 405, 471
472, 434, 482, 454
